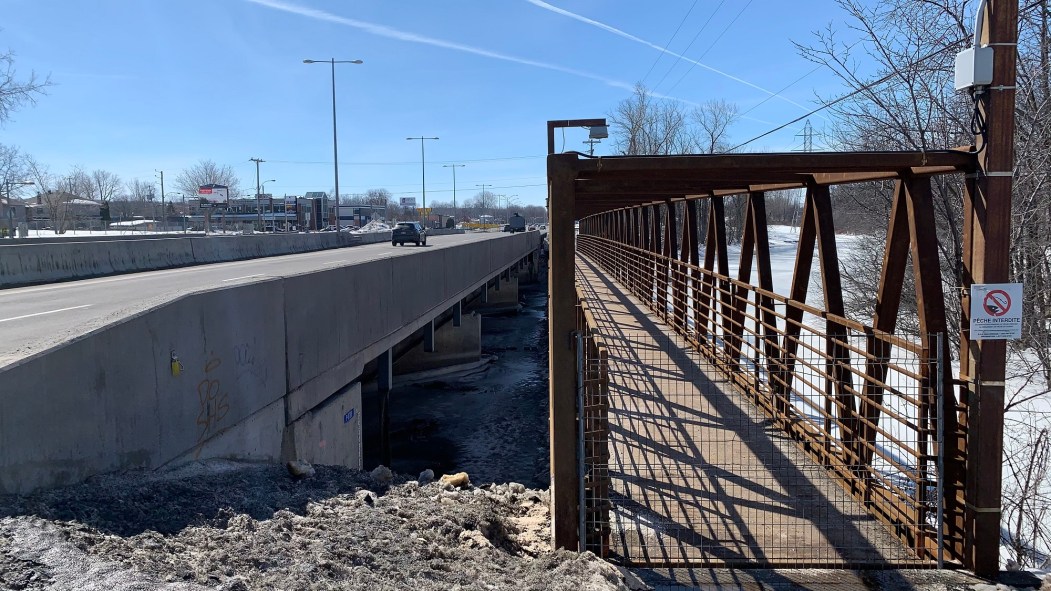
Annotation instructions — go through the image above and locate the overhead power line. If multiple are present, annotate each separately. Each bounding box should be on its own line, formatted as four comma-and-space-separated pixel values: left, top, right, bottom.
640, 0, 699, 85
651, 0, 726, 92
728, 41, 964, 152
664, 0, 755, 95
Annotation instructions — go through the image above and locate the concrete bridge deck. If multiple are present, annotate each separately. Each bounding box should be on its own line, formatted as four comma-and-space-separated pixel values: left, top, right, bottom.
0, 232, 541, 494
575, 255, 917, 568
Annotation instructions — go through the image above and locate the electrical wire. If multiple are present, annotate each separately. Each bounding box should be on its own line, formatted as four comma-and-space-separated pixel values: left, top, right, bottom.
664, 0, 755, 95
640, 0, 699, 86
728, 42, 964, 152
651, 0, 726, 93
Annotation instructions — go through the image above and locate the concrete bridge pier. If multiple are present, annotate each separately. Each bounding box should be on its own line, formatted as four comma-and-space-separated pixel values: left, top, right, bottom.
361, 349, 394, 469
476, 272, 519, 315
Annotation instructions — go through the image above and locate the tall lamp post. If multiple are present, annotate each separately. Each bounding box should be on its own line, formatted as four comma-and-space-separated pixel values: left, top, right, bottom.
476, 183, 491, 229
407, 136, 438, 224
443, 163, 465, 223
304, 58, 363, 231
2, 180, 35, 238
260, 179, 275, 231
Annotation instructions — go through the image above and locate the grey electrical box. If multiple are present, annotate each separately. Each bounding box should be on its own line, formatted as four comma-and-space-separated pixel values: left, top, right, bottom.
955, 46, 994, 91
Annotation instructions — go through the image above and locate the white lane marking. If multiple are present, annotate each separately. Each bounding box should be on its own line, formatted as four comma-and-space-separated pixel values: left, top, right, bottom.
221, 274, 265, 282
0, 305, 92, 324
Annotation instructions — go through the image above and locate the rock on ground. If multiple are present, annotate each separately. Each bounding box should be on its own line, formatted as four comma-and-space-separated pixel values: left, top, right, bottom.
0, 460, 627, 591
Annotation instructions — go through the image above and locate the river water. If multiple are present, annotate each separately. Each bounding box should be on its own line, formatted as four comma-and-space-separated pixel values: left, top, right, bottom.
387, 275, 551, 488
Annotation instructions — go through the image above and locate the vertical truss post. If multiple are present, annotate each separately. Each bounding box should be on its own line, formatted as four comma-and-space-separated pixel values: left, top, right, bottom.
548, 153, 579, 550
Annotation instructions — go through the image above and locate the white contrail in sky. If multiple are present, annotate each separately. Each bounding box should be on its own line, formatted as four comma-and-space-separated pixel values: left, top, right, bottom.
245, 0, 635, 91
525, 0, 811, 112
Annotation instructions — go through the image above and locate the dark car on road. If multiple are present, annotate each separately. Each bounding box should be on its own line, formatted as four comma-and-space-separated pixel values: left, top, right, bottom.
392, 221, 427, 246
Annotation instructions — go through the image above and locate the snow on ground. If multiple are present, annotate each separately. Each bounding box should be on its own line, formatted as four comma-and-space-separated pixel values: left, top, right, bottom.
348, 220, 392, 233
0, 461, 627, 591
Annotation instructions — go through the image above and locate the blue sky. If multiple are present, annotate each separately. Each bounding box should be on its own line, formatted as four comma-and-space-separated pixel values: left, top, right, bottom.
2, 0, 861, 207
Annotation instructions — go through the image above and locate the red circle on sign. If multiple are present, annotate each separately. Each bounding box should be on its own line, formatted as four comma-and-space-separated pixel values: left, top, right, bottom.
983, 290, 1011, 317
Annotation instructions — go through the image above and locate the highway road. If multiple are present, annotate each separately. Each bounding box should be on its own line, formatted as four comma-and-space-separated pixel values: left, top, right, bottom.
0, 232, 513, 368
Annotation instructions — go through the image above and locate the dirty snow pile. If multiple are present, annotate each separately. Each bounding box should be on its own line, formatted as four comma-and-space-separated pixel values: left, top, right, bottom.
0, 460, 628, 591
350, 220, 392, 234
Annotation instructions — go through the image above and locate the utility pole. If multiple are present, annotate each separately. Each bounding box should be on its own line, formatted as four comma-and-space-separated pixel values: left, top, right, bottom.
154, 170, 166, 232
443, 163, 465, 221
476, 183, 490, 228
960, 0, 1018, 577
583, 138, 600, 156
250, 157, 264, 232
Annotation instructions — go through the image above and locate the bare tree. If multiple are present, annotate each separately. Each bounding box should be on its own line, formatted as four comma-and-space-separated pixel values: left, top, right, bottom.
25, 157, 71, 233
174, 159, 241, 202
0, 143, 29, 194
0, 45, 51, 126
91, 169, 121, 203
608, 83, 695, 155
693, 99, 740, 154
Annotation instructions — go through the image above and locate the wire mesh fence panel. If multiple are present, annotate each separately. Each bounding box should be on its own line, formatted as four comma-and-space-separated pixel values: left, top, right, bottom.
575, 244, 949, 569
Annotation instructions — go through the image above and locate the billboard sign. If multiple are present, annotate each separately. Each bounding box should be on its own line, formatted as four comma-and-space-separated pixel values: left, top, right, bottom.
400, 197, 416, 208
198, 184, 229, 206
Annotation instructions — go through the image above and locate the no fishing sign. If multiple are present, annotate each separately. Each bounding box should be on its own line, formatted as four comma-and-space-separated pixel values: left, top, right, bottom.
970, 283, 1023, 340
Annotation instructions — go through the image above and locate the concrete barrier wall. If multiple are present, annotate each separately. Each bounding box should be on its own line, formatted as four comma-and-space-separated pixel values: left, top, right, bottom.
5, 233, 198, 245
0, 231, 393, 288
0, 280, 287, 494
0, 232, 539, 494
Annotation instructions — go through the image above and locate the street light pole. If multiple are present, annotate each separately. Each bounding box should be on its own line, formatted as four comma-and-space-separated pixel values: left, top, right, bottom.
476, 183, 490, 229
250, 157, 265, 232
407, 136, 438, 223
443, 163, 465, 222
261, 179, 276, 231
155, 170, 166, 232
304, 58, 363, 230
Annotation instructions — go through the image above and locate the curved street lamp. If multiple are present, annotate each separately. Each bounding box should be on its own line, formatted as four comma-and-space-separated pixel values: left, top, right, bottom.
407, 136, 438, 222
260, 179, 276, 231
304, 58, 364, 230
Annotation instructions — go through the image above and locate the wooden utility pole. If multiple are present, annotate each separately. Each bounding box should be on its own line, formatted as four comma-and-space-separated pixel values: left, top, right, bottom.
960, 0, 1018, 577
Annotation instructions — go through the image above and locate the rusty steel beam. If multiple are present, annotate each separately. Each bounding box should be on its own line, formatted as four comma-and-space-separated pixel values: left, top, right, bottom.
861, 180, 910, 469
776, 187, 818, 416
810, 184, 859, 467
905, 175, 957, 558
547, 153, 579, 551
664, 200, 677, 323
569, 150, 974, 176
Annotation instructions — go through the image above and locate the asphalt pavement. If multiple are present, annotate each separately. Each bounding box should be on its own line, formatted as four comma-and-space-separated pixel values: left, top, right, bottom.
0, 232, 504, 368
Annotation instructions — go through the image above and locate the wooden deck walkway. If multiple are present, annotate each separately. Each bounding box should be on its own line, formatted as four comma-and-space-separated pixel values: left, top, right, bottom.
575, 255, 919, 568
